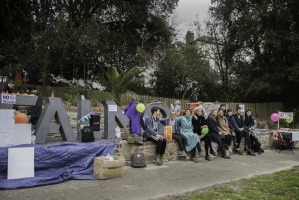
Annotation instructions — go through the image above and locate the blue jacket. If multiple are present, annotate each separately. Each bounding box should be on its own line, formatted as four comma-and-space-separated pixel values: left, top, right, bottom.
164, 118, 181, 134
144, 115, 164, 138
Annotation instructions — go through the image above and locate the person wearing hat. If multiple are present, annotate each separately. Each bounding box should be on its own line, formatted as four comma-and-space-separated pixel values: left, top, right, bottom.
26, 85, 43, 133
219, 104, 227, 116
232, 106, 256, 156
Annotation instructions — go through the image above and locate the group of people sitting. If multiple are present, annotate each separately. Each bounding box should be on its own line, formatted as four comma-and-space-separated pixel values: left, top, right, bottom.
144, 104, 263, 165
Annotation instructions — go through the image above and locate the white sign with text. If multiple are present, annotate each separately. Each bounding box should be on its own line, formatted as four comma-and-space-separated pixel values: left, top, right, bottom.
1, 94, 16, 104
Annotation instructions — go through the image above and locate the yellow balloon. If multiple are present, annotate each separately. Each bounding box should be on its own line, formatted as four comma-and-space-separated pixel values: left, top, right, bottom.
136, 103, 145, 113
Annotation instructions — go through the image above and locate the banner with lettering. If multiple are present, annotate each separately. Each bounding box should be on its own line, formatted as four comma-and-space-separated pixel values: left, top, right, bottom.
278, 112, 293, 119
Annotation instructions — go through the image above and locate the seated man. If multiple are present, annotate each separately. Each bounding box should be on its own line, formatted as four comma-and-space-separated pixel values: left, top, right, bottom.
144, 106, 167, 165
232, 107, 256, 156
165, 110, 188, 158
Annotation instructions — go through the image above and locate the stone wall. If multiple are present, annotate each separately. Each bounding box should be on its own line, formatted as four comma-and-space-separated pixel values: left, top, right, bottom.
115, 131, 298, 166
114, 139, 180, 166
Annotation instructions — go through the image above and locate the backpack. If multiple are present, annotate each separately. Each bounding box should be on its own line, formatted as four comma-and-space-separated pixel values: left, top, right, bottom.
131, 153, 146, 168
81, 126, 95, 142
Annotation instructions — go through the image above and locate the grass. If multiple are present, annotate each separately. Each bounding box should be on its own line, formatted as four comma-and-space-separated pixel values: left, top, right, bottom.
166, 166, 299, 200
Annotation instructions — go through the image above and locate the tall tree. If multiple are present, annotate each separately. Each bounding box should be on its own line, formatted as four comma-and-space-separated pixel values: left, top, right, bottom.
210, 0, 299, 105
154, 42, 217, 100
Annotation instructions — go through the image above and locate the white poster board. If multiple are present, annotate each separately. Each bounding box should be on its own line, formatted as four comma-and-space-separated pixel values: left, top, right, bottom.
14, 124, 31, 145
278, 112, 293, 119
0, 109, 15, 147
8, 147, 35, 179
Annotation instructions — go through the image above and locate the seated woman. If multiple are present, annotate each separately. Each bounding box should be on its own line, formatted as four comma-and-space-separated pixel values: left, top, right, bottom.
176, 109, 200, 163
192, 107, 214, 161
216, 109, 232, 155
206, 109, 230, 159
144, 106, 167, 165
165, 110, 188, 158
245, 110, 263, 154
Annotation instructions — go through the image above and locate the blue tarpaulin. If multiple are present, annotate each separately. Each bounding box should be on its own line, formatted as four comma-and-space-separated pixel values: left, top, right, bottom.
0, 142, 117, 190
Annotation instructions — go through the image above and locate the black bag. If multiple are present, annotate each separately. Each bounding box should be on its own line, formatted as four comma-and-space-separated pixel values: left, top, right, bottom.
81, 126, 95, 142
131, 153, 146, 168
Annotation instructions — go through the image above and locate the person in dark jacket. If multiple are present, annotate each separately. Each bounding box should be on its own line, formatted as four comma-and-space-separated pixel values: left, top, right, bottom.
206, 109, 230, 159
226, 109, 240, 154
192, 106, 214, 161
26, 86, 43, 132
233, 107, 256, 156
245, 110, 263, 154
0, 80, 15, 93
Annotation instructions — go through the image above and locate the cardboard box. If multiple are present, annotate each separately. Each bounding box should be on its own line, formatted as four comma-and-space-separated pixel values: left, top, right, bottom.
164, 126, 172, 140
93, 156, 125, 179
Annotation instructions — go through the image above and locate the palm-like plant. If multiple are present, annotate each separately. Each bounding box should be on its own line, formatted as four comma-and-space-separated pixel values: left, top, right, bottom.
99, 66, 140, 106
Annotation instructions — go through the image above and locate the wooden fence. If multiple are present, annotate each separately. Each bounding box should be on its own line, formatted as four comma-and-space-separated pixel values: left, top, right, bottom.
35, 86, 283, 119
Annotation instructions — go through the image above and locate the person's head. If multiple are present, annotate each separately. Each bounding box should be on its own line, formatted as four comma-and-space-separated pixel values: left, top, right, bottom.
210, 109, 217, 117
151, 106, 160, 116
236, 107, 241, 115
227, 109, 233, 116
170, 110, 176, 120
217, 109, 224, 117
246, 110, 251, 117
220, 104, 226, 111
7, 80, 14, 89
184, 108, 192, 116
194, 107, 205, 117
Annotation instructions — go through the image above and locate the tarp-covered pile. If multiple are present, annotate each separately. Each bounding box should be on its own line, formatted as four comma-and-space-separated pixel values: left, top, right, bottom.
0, 142, 117, 189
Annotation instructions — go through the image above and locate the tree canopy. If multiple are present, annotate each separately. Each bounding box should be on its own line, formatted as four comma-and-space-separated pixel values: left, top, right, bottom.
0, 0, 178, 84
209, 0, 299, 106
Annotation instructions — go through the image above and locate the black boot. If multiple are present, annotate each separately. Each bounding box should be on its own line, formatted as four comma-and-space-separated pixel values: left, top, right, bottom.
247, 151, 256, 156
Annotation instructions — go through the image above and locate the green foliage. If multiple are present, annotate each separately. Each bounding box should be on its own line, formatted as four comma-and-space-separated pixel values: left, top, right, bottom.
210, 0, 299, 105
154, 42, 218, 100
0, 0, 179, 84
63, 86, 79, 106
97, 66, 140, 105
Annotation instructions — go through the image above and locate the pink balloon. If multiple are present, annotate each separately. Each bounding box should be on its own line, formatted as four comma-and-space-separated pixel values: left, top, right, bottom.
270, 113, 279, 122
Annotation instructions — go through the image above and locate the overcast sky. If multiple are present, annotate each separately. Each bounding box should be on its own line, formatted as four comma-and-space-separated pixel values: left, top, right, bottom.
171, 0, 211, 41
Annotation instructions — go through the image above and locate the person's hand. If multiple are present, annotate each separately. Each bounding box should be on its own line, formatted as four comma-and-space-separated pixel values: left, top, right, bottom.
193, 115, 198, 120
200, 135, 205, 139
157, 134, 164, 140
201, 125, 207, 128
232, 132, 236, 136
239, 127, 244, 131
